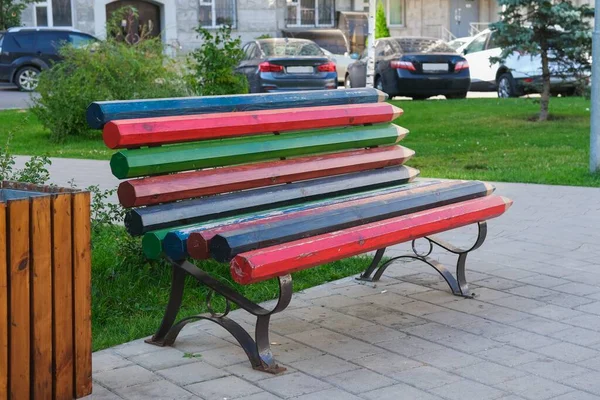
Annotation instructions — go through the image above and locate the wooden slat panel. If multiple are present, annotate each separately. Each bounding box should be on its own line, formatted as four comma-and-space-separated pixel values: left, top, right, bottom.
8, 199, 30, 400
0, 203, 7, 400
30, 196, 53, 400
230, 196, 513, 285
87, 88, 388, 129
52, 194, 73, 400
103, 103, 403, 148
118, 146, 414, 208
110, 124, 407, 179
72, 192, 92, 398
126, 166, 418, 236
211, 181, 494, 262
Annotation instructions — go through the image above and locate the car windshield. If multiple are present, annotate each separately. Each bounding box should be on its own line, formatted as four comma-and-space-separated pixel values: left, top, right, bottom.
448, 39, 468, 50
395, 38, 456, 53
260, 40, 323, 57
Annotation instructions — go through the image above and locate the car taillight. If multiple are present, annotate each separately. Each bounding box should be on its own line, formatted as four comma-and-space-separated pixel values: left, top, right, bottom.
390, 60, 416, 71
317, 62, 336, 72
454, 60, 469, 72
259, 62, 284, 73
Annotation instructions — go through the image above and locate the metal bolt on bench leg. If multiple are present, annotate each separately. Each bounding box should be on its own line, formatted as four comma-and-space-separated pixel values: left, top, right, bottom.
357, 221, 488, 298
145, 258, 292, 374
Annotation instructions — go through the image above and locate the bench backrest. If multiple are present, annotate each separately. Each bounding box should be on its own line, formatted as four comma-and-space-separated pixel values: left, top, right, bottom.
88, 88, 418, 260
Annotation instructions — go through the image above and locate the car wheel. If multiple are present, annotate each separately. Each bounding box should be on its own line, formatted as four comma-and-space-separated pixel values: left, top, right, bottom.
497, 73, 519, 98
446, 92, 468, 100
15, 66, 41, 92
345, 74, 352, 89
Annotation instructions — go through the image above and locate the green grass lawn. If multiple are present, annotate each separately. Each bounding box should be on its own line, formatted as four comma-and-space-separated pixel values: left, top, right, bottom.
1, 96, 597, 185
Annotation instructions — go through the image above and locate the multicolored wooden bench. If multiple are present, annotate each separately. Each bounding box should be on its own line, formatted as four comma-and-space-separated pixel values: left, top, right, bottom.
88, 88, 512, 374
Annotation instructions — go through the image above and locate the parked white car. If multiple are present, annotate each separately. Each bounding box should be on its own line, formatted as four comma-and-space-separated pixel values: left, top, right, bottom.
462, 29, 580, 97
447, 36, 475, 55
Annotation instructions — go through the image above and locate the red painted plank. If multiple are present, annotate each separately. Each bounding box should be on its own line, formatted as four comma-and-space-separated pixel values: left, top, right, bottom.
230, 196, 512, 285
187, 180, 479, 260
103, 103, 403, 149
118, 146, 414, 208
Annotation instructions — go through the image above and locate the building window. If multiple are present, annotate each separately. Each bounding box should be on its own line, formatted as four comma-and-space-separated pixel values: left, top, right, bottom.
34, 0, 73, 27
286, 0, 335, 27
386, 0, 404, 27
198, 0, 237, 28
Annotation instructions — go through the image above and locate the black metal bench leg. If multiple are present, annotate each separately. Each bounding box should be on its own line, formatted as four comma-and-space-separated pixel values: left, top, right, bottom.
357, 222, 488, 298
147, 258, 291, 374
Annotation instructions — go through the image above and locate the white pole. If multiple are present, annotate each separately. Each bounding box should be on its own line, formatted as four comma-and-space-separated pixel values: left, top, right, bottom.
366, 0, 376, 88
590, 0, 600, 172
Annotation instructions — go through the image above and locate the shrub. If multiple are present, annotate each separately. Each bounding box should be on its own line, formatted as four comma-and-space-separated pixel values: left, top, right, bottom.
186, 25, 248, 96
376, 0, 391, 39
31, 9, 189, 142
0, 130, 51, 185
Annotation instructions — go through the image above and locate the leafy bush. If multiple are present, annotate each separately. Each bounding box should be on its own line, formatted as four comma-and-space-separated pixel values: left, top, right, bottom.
31, 9, 188, 142
186, 25, 248, 96
0, 131, 51, 185
376, 0, 391, 39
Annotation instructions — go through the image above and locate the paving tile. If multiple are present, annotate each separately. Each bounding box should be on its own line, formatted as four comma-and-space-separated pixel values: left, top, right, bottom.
94, 365, 160, 389
129, 347, 198, 371
186, 376, 263, 399
289, 354, 358, 378
385, 281, 434, 296
112, 339, 163, 358
270, 338, 326, 364
474, 305, 531, 324
430, 379, 506, 400
288, 328, 385, 361
458, 319, 521, 338
551, 392, 600, 400
93, 350, 133, 373
475, 345, 541, 368
423, 309, 485, 327
310, 294, 366, 309
412, 348, 482, 370
538, 293, 595, 308
576, 301, 600, 315
408, 289, 462, 304
472, 287, 513, 301
490, 295, 547, 311
549, 327, 600, 346
330, 283, 383, 298
553, 282, 600, 296
500, 375, 574, 400
505, 286, 558, 299
236, 392, 282, 400
258, 371, 332, 398
343, 323, 408, 343
354, 352, 424, 377
376, 335, 445, 357
360, 291, 414, 308
324, 368, 397, 394
516, 275, 569, 288
475, 277, 526, 291
518, 357, 593, 381
563, 314, 600, 331
578, 356, 600, 372
493, 331, 559, 350
508, 316, 571, 335
486, 268, 538, 281
157, 361, 229, 386
85, 384, 123, 400
455, 361, 529, 385
289, 388, 363, 400
529, 304, 586, 321
270, 316, 319, 336
372, 309, 429, 329
534, 342, 600, 363
114, 379, 196, 400
196, 344, 252, 368
362, 383, 442, 400
388, 300, 447, 316
443, 299, 498, 314
170, 331, 231, 354
223, 362, 295, 382
389, 365, 463, 390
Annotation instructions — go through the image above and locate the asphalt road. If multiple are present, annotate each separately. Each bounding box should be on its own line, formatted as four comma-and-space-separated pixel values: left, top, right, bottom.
0, 85, 37, 110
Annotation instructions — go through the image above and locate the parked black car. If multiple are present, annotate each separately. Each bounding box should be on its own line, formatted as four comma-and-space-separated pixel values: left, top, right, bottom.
0, 27, 97, 91
345, 37, 471, 100
236, 38, 337, 93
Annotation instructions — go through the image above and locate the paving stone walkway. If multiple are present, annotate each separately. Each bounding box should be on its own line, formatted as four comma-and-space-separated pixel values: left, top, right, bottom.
84, 180, 600, 400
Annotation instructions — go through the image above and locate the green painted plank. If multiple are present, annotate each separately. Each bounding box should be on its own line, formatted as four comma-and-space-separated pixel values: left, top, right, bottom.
110, 124, 406, 179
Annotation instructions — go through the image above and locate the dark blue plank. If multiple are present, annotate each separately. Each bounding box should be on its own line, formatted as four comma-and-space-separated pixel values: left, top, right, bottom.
86, 88, 387, 129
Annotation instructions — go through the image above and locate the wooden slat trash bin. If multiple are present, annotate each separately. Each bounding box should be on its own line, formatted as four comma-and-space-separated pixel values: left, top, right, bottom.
0, 182, 92, 400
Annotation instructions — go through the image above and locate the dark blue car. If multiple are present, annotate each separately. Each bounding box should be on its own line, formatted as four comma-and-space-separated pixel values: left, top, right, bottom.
345, 37, 471, 100
236, 38, 337, 93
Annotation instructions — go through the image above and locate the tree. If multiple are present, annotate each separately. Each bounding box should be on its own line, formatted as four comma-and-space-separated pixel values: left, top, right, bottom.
376, 0, 390, 39
490, 0, 593, 121
0, 0, 40, 30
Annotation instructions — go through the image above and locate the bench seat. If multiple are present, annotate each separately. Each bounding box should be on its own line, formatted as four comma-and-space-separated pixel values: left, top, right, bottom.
88, 88, 511, 374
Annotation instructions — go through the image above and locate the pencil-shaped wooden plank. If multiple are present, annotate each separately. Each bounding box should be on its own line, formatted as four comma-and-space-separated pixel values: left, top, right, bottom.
0, 203, 7, 400
144, 180, 436, 260
211, 181, 494, 262
119, 146, 414, 208
110, 124, 408, 179
87, 88, 388, 129
104, 103, 403, 148
231, 196, 513, 285
187, 180, 475, 261
30, 196, 53, 400
163, 180, 442, 260
8, 199, 30, 400
73, 192, 92, 398
52, 194, 74, 400
126, 166, 418, 236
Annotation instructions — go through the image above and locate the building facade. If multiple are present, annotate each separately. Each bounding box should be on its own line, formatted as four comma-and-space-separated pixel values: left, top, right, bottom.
20, 0, 507, 53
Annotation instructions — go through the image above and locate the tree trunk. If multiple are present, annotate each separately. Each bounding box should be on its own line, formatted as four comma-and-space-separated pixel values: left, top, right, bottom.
539, 49, 551, 121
